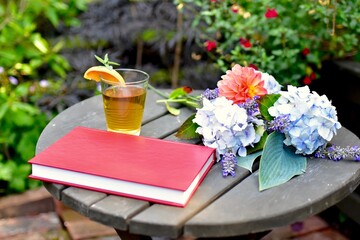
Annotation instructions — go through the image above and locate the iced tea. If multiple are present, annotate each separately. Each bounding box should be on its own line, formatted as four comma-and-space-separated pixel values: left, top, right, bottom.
102, 86, 146, 135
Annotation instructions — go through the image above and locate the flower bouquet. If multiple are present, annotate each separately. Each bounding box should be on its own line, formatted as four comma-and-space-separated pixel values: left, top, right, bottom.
154, 64, 360, 190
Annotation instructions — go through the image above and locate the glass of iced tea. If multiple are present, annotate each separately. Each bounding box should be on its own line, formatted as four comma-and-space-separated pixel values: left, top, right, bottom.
100, 69, 149, 135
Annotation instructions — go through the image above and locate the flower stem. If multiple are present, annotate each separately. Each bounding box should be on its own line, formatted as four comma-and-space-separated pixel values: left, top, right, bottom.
148, 84, 169, 99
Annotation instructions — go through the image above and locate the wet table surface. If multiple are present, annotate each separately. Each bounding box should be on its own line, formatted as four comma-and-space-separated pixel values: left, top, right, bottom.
36, 89, 360, 239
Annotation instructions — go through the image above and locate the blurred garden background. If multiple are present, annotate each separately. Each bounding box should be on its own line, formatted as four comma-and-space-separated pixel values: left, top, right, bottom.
0, 0, 359, 200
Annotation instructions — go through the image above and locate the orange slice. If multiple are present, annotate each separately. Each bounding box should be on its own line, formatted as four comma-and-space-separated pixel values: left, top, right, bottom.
84, 66, 125, 85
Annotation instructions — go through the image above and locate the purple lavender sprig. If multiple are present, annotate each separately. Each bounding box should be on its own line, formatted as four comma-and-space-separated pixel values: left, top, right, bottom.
238, 96, 260, 116
221, 151, 237, 177
201, 88, 219, 101
314, 145, 360, 161
265, 114, 291, 133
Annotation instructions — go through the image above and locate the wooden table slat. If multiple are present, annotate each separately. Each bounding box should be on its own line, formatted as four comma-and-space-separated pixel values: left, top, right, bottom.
141, 107, 195, 138
129, 164, 250, 238
61, 187, 107, 216
88, 195, 150, 231
43, 182, 67, 200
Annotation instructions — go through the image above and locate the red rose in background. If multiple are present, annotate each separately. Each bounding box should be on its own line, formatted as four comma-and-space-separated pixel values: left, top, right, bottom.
302, 48, 310, 56
249, 64, 258, 70
204, 40, 217, 52
310, 72, 316, 80
239, 38, 252, 48
303, 76, 312, 85
231, 5, 239, 13
265, 8, 278, 18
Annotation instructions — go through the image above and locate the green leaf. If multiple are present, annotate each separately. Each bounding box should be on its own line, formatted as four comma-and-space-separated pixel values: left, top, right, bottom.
17, 130, 37, 160
108, 61, 120, 66
258, 94, 281, 121
247, 127, 267, 154
141, 29, 157, 42
165, 102, 180, 116
9, 178, 26, 192
46, 7, 59, 27
104, 53, 109, 63
10, 109, 35, 127
0, 104, 9, 120
237, 151, 262, 172
32, 34, 49, 54
0, 161, 16, 181
95, 55, 105, 65
168, 87, 191, 99
176, 114, 200, 139
14, 84, 30, 97
94, 54, 119, 68
259, 132, 307, 191
52, 40, 64, 53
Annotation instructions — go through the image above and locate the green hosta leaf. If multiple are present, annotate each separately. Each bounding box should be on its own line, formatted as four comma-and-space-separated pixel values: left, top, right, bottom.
165, 102, 180, 116
258, 94, 280, 121
259, 132, 307, 191
237, 151, 262, 173
176, 114, 200, 139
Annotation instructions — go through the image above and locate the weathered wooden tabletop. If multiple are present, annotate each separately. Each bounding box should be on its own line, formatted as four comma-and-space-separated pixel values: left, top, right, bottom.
36, 89, 360, 239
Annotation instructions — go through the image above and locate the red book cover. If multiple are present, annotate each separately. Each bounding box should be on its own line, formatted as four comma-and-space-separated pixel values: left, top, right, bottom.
29, 126, 215, 207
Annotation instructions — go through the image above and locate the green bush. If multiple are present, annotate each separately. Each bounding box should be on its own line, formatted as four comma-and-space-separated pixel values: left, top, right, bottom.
0, 0, 88, 195
0, 78, 48, 194
179, 0, 359, 86
0, 0, 88, 80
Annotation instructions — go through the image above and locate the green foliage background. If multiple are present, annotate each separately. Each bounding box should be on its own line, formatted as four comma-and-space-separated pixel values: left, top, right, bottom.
0, 0, 88, 195
179, 0, 359, 86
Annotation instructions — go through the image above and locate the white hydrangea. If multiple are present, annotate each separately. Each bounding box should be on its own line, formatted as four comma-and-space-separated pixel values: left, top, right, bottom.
268, 85, 341, 155
193, 97, 263, 158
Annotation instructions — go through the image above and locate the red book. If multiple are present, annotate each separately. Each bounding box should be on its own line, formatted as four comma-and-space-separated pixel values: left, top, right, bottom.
29, 126, 215, 207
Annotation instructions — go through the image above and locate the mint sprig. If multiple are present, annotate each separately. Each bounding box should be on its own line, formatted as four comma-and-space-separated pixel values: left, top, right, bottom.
95, 54, 120, 70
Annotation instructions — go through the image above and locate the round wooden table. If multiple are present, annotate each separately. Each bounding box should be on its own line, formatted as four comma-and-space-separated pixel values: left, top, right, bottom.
36, 89, 360, 239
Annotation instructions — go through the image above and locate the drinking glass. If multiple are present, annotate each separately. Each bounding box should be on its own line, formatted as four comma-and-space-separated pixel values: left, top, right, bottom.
100, 69, 149, 135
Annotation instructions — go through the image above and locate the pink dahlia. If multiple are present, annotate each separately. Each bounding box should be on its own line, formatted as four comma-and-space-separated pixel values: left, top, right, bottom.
217, 64, 267, 104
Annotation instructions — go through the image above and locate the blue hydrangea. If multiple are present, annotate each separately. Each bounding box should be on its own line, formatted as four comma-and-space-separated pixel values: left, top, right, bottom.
257, 71, 282, 94
193, 96, 263, 158
268, 85, 341, 155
